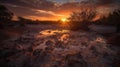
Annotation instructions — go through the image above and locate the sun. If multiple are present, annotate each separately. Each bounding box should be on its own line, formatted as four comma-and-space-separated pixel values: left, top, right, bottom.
61, 18, 67, 22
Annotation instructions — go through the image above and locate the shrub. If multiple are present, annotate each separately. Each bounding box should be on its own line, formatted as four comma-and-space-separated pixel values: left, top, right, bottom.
68, 8, 96, 30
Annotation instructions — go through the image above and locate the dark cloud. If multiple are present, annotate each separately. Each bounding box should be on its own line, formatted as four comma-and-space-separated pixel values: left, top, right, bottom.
96, 0, 114, 4
4, 4, 63, 17
0, 0, 120, 20
0, 0, 61, 20
1, 0, 57, 10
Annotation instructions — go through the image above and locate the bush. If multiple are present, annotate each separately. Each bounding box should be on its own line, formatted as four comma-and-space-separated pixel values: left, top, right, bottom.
0, 4, 13, 22
68, 8, 96, 30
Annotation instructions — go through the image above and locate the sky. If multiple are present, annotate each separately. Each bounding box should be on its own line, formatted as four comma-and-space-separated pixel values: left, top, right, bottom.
1, 0, 120, 21
48, 0, 82, 3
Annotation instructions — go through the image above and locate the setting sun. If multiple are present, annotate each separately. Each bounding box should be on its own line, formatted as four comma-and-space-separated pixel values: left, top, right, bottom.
61, 18, 67, 22
61, 18, 69, 23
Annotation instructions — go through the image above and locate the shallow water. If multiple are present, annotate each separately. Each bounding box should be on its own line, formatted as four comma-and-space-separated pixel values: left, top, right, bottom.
1, 29, 116, 67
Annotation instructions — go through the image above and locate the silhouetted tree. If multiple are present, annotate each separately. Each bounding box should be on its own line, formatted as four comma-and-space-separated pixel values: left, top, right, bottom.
0, 4, 14, 28
17, 17, 27, 26
68, 8, 96, 30
18, 16, 34, 26
0, 5, 13, 22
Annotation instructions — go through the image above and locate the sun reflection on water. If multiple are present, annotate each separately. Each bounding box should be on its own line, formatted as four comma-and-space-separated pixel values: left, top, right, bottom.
39, 30, 69, 36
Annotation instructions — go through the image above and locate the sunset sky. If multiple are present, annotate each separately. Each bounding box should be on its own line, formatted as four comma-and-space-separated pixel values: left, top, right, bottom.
1, 0, 120, 21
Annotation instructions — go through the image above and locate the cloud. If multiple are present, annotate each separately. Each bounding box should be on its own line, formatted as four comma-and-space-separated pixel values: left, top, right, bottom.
97, 0, 115, 4
1, 0, 57, 10
1, 0, 120, 20
36, 10, 65, 17
3, 3, 65, 21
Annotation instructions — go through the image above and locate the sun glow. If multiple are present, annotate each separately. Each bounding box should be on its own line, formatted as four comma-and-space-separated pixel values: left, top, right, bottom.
61, 18, 67, 22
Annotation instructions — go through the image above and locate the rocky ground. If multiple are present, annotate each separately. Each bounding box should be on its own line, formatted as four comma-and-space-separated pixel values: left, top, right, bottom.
0, 24, 119, 67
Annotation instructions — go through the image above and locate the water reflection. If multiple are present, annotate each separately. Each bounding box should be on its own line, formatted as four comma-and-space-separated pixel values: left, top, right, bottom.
1, 27, 115, 67
33, 29, 111, 67
39, 29, 69, 36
